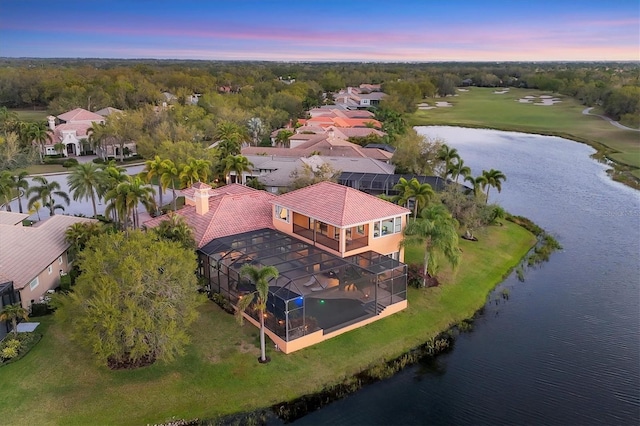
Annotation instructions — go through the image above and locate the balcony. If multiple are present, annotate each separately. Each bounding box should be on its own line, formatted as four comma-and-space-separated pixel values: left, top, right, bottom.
293, 224, 368, 255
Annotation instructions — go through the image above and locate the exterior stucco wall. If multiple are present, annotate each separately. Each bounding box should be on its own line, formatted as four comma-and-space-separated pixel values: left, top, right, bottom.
18, 252, 71, 310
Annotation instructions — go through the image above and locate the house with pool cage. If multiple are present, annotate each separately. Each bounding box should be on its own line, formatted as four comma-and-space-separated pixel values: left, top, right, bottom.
145, 181, 410, 353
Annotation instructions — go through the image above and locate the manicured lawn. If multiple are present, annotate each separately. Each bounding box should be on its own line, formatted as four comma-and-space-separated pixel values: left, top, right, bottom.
0, 221, 534, 425
12, 108, 50, 123
410, 87, 640, 179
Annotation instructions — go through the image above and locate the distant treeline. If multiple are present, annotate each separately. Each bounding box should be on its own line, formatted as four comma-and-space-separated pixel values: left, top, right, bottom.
0, 58, 638, 124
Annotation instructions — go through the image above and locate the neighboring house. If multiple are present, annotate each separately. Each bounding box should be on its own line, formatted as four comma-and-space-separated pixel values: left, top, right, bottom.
241, 154, 395, 194
333, 86, 387, 109
0, 212, 95, 311
44, 107, 135, 158
242, 129, 393, 163
144, 181, 410, 353
0, 278, 20, 340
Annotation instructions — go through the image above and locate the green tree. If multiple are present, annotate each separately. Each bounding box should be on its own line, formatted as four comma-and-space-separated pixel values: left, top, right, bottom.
152, 212, 195, 250
104, 176, 156, 231
67, 162, 105, 218
449, 158, 471, 184
27, 176, 70, 216
160, 159, 180, 211
0, 171, 14, 211
289, 163, 339, 190
392, 177, 435, 218
65, 221, 106, 259
437, 144, 460, 179
236, 264, 279, 363
140, 155, 166, 214
10, 171, 29, 214
0, 303, 29, 338
53, 230, 201, 368
465, 175, 488, 200
402, 204, 460, 287
223, 155, 253, 184
275, 129, 293, 148
26, 122, 52, 163
179, 158, 212, 187
481, 169, 507, 204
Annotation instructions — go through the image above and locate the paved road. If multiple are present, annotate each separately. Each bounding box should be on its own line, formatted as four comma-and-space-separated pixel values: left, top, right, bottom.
582, 107, 640, 132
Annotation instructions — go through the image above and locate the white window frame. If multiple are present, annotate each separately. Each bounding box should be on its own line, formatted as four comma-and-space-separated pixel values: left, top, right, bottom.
373, 216, 402, 238
58, 256, 63, 265
275, 205, 290, 223
30, 277, 39, 291
48, 265, 53, 274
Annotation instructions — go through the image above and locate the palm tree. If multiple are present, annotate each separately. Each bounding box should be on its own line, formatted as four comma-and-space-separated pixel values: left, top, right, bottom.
28, 200, 42, 221
449, 158, 471, 184
140, 155, 166, 215
246, 117, 263, 146
159, 159, 180, 211
27, 122, 53, 163
67, 162, 105, 218
0, 303, 29, 338
27, 176, 70, 216
65, 221, 105, 258
465, 175, 488, 200
275, 129, 293, 148
87, 122, 110, 160
236, 264, 279, 363
223, 155, 253, 184
437, 144, 460, 179
215, 139, 241, 159
402, 204, 460, 287
392, 177, 435, 218
0, 171, 14, 212
215, 121, 247, 146
153, 212, 195, 249
179, 158, 211, 187
10, 171, 29, 214
104, 176, 156, 230
481, 169, 507, 204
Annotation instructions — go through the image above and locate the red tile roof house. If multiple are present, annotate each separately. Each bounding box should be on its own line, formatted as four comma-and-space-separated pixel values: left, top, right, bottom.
144, 181, 410, 353
44, 107, 135, 158
0, 211, 95, 311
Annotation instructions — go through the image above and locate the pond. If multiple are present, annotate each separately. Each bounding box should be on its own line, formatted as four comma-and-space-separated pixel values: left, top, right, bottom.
293, 127, 640, 425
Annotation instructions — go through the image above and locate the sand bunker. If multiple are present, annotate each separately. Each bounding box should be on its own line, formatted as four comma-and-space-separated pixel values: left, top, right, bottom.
457, 88, 469, 92
417, 102, 435, 110
493, 89, 509, 94
435, 101, 453, 107
517, 95, 562, 106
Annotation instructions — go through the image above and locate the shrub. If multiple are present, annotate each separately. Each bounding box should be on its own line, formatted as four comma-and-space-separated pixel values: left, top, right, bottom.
60, 274, 72, 292
30, 302, 52, 317
62, 158, 79, 168
92, 158, 105, 164
1, 345, 19, 360
210, 293, 235, 314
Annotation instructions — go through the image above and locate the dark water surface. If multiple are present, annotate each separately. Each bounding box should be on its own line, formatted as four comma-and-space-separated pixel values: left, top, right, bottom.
294, 127, 640, 425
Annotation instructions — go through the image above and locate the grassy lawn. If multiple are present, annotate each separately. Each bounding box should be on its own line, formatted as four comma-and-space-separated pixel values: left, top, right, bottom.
0, 221, 534, 425
12, 108, 50, 123
410, 87, 640, 180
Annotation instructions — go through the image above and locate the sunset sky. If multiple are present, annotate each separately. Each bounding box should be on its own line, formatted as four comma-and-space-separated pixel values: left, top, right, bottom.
1, 0, 638, 61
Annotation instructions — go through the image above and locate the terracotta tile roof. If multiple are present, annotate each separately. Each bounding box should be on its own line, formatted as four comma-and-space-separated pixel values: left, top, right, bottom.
53, 123, 92, 139
337, 128, 386, 138
144, 184, 276, 248
272, 181, 409, 227
0, 214, 95, 289
57, 108, 105, 123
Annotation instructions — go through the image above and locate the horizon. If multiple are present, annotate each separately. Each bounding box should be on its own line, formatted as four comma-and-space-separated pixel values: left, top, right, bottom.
1, 0, 639, 62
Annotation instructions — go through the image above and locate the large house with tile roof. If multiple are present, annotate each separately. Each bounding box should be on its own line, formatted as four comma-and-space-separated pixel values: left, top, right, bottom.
44, 107, 135, 158
0, 212, 95, 311
144, 181, 410, 353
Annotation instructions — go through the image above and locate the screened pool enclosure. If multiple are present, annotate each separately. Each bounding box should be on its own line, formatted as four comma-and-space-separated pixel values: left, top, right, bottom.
198, 228, 407, 342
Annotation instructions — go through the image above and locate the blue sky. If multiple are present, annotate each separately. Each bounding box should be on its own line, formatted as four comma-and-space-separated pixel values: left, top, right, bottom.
1, 0, 638, 61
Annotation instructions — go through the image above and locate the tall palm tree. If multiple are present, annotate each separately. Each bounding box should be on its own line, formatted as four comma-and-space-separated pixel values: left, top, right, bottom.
401, 204, 460, 287
28, 200, 42, 221
87, 122, 110, 160
104, 176, 156, 231
215, 121, 247, 146
465, 175, 488, 200
0, 171, 14, 212
392, 177, 435, 218
449, 158, 472, 184
27, 176, 70, 216
67, 162, 105, 218
179, 158, 212, 187
0, 303, 29, 338
140, 155, 166, 215
10, 171, 29, 214
437, 144, 460, 179
236, 264, 279, 363
215, 139, 241, 159
27, 122, 53, 163
65, 221, 105, 258
223, 155, 253, 184
159, 159, 180, 211
481, 169, 507, 204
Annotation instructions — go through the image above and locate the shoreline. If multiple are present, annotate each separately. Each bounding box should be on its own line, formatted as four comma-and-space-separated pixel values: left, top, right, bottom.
411, 122, 640, 191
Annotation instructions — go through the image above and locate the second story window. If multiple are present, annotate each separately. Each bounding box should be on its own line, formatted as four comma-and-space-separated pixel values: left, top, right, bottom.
275, 205, 290, 223
373, 216, 403, 238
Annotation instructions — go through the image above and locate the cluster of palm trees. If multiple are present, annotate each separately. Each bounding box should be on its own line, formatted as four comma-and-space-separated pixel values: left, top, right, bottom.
437, 144, 506, 203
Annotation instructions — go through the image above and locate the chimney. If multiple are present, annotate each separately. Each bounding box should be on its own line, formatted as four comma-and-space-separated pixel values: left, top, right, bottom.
193, 182, 212, 215
47, 115, 56, 131
347, 87, 352, 94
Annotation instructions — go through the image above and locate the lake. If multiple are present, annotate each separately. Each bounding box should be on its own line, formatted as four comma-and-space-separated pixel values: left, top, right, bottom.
294, 127, 640, 425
